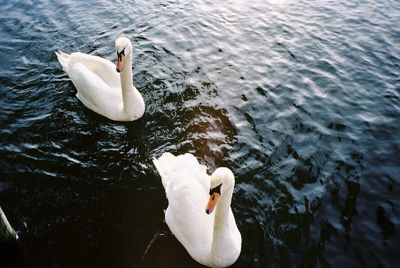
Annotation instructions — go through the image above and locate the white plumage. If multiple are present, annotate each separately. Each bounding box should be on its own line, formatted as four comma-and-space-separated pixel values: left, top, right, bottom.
55, 37, 145, 121
153, 152, 241, 267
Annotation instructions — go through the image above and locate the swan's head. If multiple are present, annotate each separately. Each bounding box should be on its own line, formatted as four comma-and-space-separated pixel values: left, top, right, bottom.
205, 167, 235, 214
115, 36, 133, 73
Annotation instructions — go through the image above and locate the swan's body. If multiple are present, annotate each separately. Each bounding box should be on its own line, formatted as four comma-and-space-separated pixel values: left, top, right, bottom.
55, 37, 145, 121
153, 152, 241, 267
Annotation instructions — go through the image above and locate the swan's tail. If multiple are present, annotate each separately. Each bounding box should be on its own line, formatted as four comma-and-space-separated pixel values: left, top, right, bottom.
153, 152, 177, 189
55, 50, 70, 72
153, 152, 208, 192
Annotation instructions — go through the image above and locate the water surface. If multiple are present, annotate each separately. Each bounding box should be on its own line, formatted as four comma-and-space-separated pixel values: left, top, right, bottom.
0, 0, 399, 267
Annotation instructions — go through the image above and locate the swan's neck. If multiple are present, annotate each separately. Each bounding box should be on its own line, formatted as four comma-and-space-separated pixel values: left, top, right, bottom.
210, 186, 234, 264
120, 54, 145, 119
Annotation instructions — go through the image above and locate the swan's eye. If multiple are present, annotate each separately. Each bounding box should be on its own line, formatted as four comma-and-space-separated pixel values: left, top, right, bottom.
117, 47, 126, 60
209, 183, 222, 196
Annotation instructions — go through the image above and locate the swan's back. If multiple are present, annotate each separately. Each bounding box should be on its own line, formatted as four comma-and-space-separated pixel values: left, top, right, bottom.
55, 51, 119, 89
153, 153, 214, 264
153, 152, 208, 189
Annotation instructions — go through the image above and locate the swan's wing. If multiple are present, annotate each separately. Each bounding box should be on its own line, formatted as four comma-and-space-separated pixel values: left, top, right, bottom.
66, 62, 123, 120
71, 52, 120, 88
57, 51, 120, 89
153, 153, 209, 190
56, 51, 123, 114
153, 153, 214, 258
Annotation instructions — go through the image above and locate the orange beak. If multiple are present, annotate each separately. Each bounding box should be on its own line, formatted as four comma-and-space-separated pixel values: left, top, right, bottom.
116, 54, 125, 73
205, 192, 220, 214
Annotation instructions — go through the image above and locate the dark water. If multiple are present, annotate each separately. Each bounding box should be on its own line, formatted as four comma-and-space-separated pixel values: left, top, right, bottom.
1, 0, 399, 267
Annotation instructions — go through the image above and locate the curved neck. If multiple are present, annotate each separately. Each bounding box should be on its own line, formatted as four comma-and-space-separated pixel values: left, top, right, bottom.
120, 54, 144, 119
120, 54, 133, 89
210, 186, 234, 262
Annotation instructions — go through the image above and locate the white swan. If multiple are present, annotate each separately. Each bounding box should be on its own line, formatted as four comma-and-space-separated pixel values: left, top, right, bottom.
153, 152, 241, 267
55, 37, 145, 121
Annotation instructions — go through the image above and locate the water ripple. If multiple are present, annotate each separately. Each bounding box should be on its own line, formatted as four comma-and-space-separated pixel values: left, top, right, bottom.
0, 0, 399, 267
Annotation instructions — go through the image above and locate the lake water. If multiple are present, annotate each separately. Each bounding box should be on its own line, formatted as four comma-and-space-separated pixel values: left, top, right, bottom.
0, 0, 399, 267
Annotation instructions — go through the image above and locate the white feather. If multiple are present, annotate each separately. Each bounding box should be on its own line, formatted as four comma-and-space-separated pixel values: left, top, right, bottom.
55, 37, 145, 121
153, 152, 241, 267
